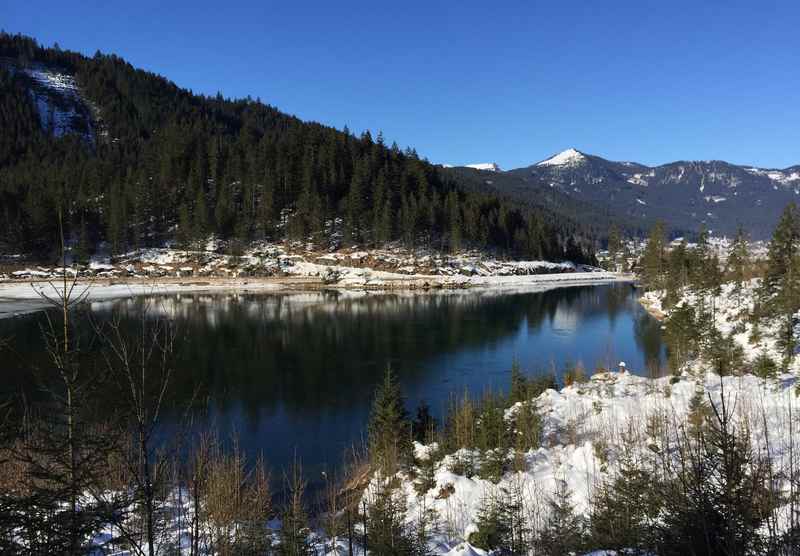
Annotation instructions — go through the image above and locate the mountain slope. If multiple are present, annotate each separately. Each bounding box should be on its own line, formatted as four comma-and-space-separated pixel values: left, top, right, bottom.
492, 149, 798, 238
0, 33, 596, 263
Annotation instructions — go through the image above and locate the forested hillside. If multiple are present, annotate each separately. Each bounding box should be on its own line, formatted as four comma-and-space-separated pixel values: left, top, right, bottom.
0, 33, 596, 263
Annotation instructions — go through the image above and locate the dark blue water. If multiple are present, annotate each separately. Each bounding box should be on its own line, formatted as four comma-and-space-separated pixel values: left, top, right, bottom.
0, 282, 663, 481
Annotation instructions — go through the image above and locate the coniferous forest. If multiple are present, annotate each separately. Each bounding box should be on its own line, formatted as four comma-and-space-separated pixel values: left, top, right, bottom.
0, 33, 595, 263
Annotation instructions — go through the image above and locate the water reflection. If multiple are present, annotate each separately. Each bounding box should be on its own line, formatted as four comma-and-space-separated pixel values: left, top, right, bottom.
0, 283, 663, 475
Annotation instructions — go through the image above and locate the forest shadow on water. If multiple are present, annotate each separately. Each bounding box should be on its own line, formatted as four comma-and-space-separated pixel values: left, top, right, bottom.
0, 282, 663, 483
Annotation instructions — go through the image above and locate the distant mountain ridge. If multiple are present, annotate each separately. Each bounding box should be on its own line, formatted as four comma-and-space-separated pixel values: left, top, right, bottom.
454, 148, 800, 239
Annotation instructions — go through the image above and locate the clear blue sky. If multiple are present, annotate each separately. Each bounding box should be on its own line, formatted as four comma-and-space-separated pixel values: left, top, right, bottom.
5, 0, 800, 169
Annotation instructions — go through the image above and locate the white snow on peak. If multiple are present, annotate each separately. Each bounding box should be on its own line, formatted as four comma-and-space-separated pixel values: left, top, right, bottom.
464, 162, 501, 172
536, 148, 586, 167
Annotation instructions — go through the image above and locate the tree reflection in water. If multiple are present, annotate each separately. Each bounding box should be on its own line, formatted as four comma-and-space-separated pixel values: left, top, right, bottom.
0, 283, 663, 476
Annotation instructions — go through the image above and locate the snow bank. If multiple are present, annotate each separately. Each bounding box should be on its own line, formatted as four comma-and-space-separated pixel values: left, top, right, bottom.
394, 370, 800, 552
642, 279, 799, 374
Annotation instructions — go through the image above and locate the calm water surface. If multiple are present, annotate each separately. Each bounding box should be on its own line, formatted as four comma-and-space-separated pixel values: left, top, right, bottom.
0, 283, 663, 480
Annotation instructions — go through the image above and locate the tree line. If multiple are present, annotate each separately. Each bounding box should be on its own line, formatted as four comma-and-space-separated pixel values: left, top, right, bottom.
636, 202, 800, 375
0, 32, 595, 264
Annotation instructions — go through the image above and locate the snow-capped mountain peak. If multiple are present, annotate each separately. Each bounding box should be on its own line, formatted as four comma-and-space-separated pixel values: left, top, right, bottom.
464, 162, 501, 172
537, 148, 586, 167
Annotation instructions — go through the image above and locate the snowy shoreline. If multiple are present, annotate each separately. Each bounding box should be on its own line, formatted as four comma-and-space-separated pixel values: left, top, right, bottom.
0, 271, 633, 319
637, 292, 666, 320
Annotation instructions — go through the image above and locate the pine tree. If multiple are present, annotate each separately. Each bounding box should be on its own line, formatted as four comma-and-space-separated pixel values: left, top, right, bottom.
689, 225, 711, 293
590, 431, 657, 553
365, 479, 427, 556
759, 204, 800, 366
446, 190, 462, 253
664, 240, 688, 307
106, 182, 124, 255
278, 460, 313, 556
727, 226, 750, 306
640, 221, 667, 291
536, 478, 586, 555
655, 392, 772, 555
368, 367, 412, 476
372, 168, 391, 245
663, 303, 698, 374
193, 183, 208, 241
763, 203, 800, 292
468, 492, 513, 553
345, 159, 366, 244
177, 202, 192, 249
606, 223, 622, 271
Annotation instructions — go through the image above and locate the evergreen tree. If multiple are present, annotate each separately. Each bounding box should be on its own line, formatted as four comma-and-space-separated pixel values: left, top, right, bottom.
663, 303, 698, 374
665, 239, 688, 307
372, 168, 391, 245
368, 367, 412, 476
606, 223, 622, 271
536, 478, 586, 555
193, 183, 208, 241
760, 204, 800, 366
468, 492, 513, 553
177, 202, 192, 249
655, 393, 772, 556
590, 433, 657, 553
345, 159, 366, 244
365, 480, 427, 555
727, 226, 750, 306
689, 225, 711, 293
445, 190, 462, 253
640, 221, 667, 291
278, 460, 313, 556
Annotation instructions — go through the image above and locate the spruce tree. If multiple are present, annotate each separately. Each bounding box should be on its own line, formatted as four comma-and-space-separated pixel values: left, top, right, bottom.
446, 190, 462, 253
590, 434, 656, 553
345, 159, 366, 244
536, 478, 586, 555
468, 492, 513, 553
665, 240, 688, 307
760, 203, 800, 366
177, 202, 192, 249
640, 221, 666, 291
606, 223, 622, 271
365, 480, 425, 555
727, 226, 750, 306
193, 184, 208, 241
368, 367, 412, 476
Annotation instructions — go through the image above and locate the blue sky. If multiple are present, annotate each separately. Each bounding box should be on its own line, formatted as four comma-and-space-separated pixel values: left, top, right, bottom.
5, 0, 800, 169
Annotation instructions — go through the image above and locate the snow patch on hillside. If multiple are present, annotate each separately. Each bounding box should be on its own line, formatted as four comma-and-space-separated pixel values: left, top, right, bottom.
745, 167, 800, 186
6, 63, 99, 144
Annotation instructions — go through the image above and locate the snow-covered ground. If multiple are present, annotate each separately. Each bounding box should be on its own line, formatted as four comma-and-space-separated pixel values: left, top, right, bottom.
0, 270, 628, 319
1, 242, 593, 281
392, 369, 800, 554
376, 279, 800, 554
641, 279, 798, 374
0, 242, 628, 318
